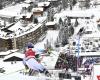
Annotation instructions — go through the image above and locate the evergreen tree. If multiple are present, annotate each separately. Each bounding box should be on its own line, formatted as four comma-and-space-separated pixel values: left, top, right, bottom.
34, 18, 38, 24
59, 17, 63, 25
85, 0, 90, 9
55, 37, 60, 48
62, 0, 68, 10
74, 18, 79, 27
20, 0, 25, 1
72, 0, 77, 6
0, 4, 3, 9
68, 26, 74, 37
28, 6, 33, 12
62, 39, 68, 46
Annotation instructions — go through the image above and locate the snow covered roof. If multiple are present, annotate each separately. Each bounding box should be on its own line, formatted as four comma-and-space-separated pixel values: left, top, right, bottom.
45, 21, 56, 26
0, 52, 10, 56
65, 10, 93, 18
9, 22, 21, 31
24, 0, 35, 3
20, 12, 32, 18
82, 32, 100, 38
32, 8, 44, 12
0, 3, 29, 17
54, 10, 95, 24
48, 0, 58, 1
8, 21, 41, 38
26, 13, 32, 18
16, 23, 42, 38
10, 23, 42, 37
0, 30, 7, 39
3, 52, 24, 61
0, 14, 15, 18
77, 52, 100, 57
1, 16, 46, 39
9, 49, 19, 52
0, 49, 19, 56
38, 2, 50, 7
37, 16, 47, 23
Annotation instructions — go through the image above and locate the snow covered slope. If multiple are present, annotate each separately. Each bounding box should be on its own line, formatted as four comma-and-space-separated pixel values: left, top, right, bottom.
35, 30, 59, 49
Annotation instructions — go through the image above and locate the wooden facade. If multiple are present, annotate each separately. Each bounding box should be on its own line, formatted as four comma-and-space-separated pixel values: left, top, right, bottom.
0, 23, 44, 51
11, 24, 43, 49
0, 38, 13, 51
32, 8, 44, 17
33, 12, 43, 16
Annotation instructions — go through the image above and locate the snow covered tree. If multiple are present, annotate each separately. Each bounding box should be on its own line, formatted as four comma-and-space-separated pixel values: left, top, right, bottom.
46, 39, 51, 49
72, 0, 77, 6
54, 37, 60, 48
62, 0, 68, 10
65, 17, 71, 26
20, 0, 25, 1
0, 4, 3, 9
70, 4, 73, 10
85, 0, 90, 9
59, 17, 63, 25
74, 18, 79, 27
68, 25, 74, 37
28, 6, 33, 12
62, 38, 68, 46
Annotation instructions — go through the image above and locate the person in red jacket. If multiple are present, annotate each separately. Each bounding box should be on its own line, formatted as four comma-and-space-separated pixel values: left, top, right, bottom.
23, 43, 35, 71
25, 48, 35, 59
23, 42, 51, 76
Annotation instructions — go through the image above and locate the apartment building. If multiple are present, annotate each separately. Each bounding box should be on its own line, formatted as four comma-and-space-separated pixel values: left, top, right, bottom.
0, 38, 12, 51
11, 23, 44, 49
